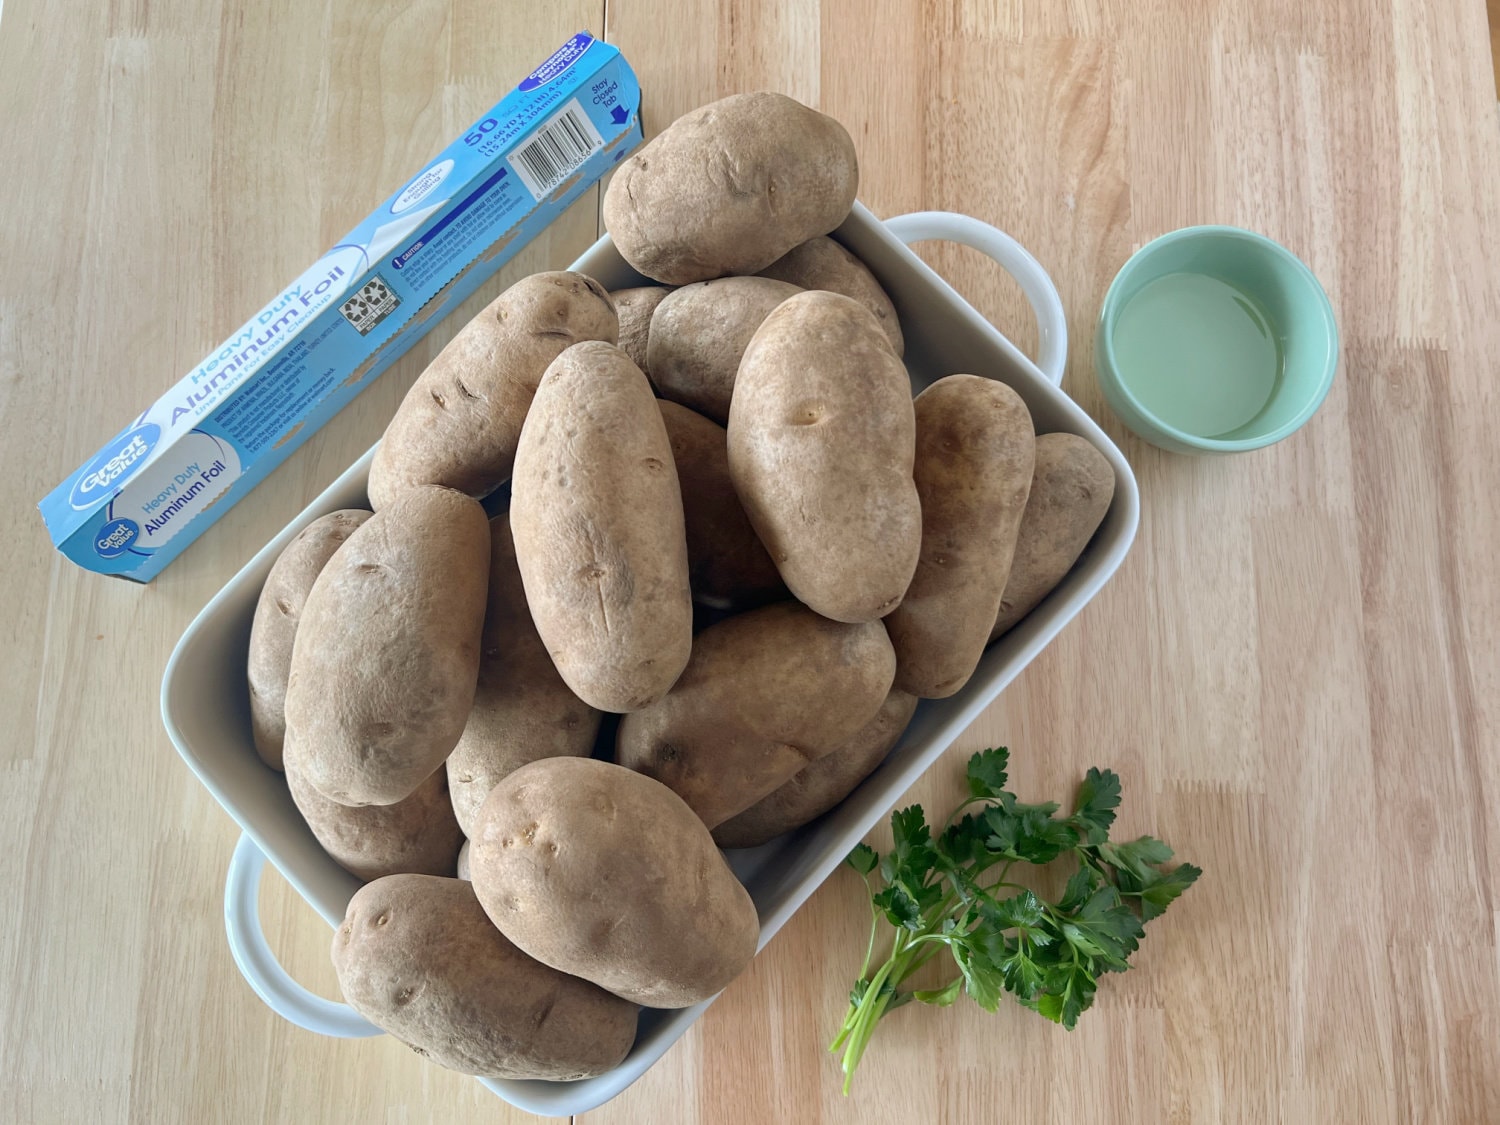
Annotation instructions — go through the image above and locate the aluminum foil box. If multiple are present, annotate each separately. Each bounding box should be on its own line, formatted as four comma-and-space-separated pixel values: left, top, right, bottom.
39, 31, 641, 581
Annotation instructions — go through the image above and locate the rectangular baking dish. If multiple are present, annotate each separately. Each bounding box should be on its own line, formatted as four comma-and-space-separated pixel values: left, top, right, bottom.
162, 202, 1139, 1117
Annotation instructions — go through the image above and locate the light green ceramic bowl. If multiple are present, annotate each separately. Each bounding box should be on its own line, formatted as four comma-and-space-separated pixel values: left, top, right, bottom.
1094, 226, 1338, 454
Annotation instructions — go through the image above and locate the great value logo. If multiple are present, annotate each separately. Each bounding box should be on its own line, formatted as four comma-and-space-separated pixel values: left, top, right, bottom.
94, 518, 140, 559
68, 423, 160, 510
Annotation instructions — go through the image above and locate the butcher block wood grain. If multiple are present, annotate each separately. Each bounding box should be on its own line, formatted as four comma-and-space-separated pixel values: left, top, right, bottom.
2, 0, 1499, 1121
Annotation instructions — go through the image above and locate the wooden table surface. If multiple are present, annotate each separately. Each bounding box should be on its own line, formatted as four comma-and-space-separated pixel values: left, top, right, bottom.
5, 1, 1500, 1122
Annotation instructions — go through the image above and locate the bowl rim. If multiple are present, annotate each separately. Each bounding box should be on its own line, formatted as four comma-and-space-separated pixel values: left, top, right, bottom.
1094, 224, 1339, 453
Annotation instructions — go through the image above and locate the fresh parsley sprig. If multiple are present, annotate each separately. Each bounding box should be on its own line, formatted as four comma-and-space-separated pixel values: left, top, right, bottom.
830, 748, 1200, 1093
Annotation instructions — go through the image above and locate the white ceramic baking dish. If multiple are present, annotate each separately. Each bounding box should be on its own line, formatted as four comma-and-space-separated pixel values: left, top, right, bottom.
161, 203, 1138, 1118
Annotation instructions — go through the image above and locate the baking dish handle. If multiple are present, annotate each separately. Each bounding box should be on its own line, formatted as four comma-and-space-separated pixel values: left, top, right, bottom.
884, 211, 1068, 386
224, 833, 383, 1039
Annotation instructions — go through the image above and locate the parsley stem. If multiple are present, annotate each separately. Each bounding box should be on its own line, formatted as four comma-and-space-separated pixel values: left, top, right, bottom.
859, 899, 879, 981
840, 934, 905, 1091
941, 796, 985, 828
903, 942, 947, 974
900, 932, 953, 950
828, 894, 886, 1056
978, 879, 1031, 897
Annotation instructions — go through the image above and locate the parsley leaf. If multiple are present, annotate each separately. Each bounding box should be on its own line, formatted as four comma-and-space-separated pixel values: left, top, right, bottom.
1058, 865, 1099, 912
952, 940, 1004, 1012
1067, 886, 1144, 967
995, 938, 1047, 1000
982, 890, 1047, 939
885, 805, 937, 886
1036, 961, 1098, 1029
1071, 767, 1122, 844
845, 842, 879, 875
985, 798, 1076, 864
938, 813, 996, 870
913, 978, 963, 1007
966, 747, 1011, 798
1097, 835, 1175, 879
872, 884, 924, 931
1133, 861, 1203, 921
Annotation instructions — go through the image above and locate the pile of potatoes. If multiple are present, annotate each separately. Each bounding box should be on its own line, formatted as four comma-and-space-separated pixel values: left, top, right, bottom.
244, 92, 1115, 1083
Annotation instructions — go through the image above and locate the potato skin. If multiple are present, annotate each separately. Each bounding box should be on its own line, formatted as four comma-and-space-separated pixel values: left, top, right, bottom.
713, 689, 917, 849
886, 375, 1035, 698
511, 341, 692, 713
615, 601, 897, 828
368, 272, 616, 509
758, 236, 903, 356
285, 487, 490, 806
990, 433, 1115, 641
287, 757, 462, 881
456, 839, 471, 881
446, 514, 601, 837
657, 401, 786, 611
728, 290, 920, 623
248, 510, 370, 770
602, 92, 858, 285
647, 277, 801, 425
610, 286, 670, 374
333, 874, 638, 1080
470, 758, 759, 1008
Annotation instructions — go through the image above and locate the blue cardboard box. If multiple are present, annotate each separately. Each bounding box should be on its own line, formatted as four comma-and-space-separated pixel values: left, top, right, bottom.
39, 31, 641, 581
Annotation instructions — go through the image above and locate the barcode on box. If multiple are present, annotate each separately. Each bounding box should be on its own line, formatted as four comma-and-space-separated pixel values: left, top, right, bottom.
508, 99, 604, 199
339, 275, 400, 336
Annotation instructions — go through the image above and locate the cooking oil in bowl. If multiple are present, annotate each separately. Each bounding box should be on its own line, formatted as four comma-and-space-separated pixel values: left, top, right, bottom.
1110, 273, 1282, 439
1094, 225, 1338, 454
